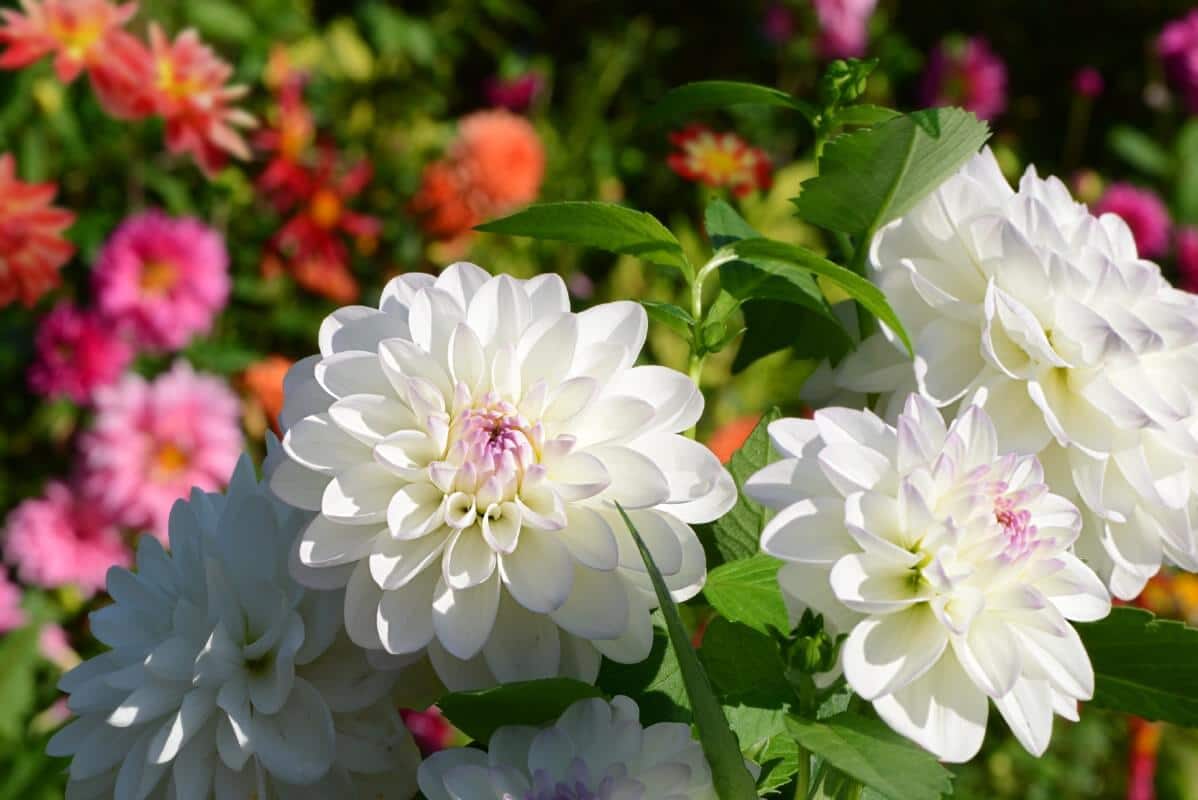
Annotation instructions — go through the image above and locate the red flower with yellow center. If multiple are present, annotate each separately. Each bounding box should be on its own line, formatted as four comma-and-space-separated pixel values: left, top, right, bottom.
667, 125, 772, 197
0, 153, 74, 307
256, 74, 316, 205
0, 0, 136, 82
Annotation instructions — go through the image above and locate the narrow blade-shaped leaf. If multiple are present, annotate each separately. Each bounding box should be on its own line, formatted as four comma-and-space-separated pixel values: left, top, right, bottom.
649, 81, 808, 125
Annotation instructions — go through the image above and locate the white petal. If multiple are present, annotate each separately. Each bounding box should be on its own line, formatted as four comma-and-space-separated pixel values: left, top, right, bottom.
590, 445, 671, 509
328, 394, 416, 445
760, 497, 856, 565
284, 414, 372, 474
499, 529, 574, 614
872, 651, 988, 763
629, 433, 736, 524
829, 553, 927, 613
951, 614, 1021, 697
387, 482, 446, 540
550, 565, 630, 640
433, 574, 501, 660
323, 463, 400, 524
842, 605, 947, 700
993, 676, 1054, 756
483, 590, 563, 681
369, 526, 450, 590
444, 527, 498, 589
314, 351, 392, 399
557, 506, 618, 571
299, 516, 382, 567
249, 678, 337, 784
378, 565, 439, 654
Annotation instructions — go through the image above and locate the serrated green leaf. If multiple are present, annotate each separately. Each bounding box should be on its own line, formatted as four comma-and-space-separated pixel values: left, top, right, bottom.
835, 105, 901, 127
700, 618, 791, 706
703, 555, 789, 636
794, 108, 990, 237
615, 505, 758, 799
696, 408, 781, 565
755, 734, 801, 796
596, 612, 691, 724
649, 81, 807, 125
1075, 607, 1198, 724
437, 678, 604, 744
641, 300, 695, 339
1108, 125, 1172, 178
728, 238, 912, 354
786, 713, 954, 800
477, 202, 692, 280
705, 198, 760, 248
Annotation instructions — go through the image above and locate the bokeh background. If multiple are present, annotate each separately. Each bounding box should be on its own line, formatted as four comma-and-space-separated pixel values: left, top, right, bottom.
2, 0, 1198, 796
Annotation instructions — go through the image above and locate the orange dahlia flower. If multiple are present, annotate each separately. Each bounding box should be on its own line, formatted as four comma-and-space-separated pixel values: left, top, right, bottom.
0, 153, 75, 307
667, 125, 772, 197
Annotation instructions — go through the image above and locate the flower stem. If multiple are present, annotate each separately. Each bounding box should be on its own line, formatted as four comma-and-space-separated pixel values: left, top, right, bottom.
683, 251, 737, 438
793, 744, 811, 800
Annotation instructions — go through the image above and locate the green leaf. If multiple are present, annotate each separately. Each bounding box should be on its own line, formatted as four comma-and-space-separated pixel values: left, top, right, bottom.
615, 505, 758, 799
477, 202, 692, 280
794, 108, 990, 237
695, 408, 781, 565
184, 0, 255, 42
649, 81, 807, 125
1108, 125, 1172, 178
1175, 121, 1198, 224
704, 198, 760, 247
728, 238, 912, 354
703, 554, 789, 636
1076, 607, 1198, 724
641, 300, 695, 340
835, 105, 901, 127
755, 735, 802, 796
0, 626, 38, 745
437, 678, 604, 744
786, 713, 955, 800
596, 612, 691, 724
700, 617, 791, 705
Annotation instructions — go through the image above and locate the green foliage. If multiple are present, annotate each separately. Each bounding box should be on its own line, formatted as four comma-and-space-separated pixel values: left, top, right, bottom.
1107, 125, 1172, 178
0, 627, 39, 746
703, 554, 789, 636
596, 613, 691, 724
615, 505, 759, 799
1175, 121, 1198, 224
437, 678, 604, 744
794, 108, 990, 237
476, 201, 693, 280
640, 300, 696, 339
648, 80, 808, 124
786, 713, 955, 800
1076, 607, 1198, 725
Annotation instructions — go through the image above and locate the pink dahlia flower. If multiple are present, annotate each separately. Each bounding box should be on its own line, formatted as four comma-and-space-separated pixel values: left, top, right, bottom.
813, 0, 877, 59
93, 210, 230, 352
400, 707, 454, 757
920, 36, 1008, 121
1177, 226, 1198, 292
80, 362, 242, 542
1159, 10, 1198, 114
28, 302, 132, 403
3, 480, 129, 594
0, 571, 24, 633
1093, 183, 1172, 259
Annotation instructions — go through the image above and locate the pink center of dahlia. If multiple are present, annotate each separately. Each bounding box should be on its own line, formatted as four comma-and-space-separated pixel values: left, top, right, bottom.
994, 495, 1038, 561
451, 395, 538, 482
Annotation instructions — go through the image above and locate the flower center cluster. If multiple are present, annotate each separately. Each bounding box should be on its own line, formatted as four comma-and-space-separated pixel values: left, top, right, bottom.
453, 401, 537, 479
153, 442, 189, 477
525, 762, 602, 800
994, 493, 1039, 562
310, 189, 343, 228
139, 259, 177, 294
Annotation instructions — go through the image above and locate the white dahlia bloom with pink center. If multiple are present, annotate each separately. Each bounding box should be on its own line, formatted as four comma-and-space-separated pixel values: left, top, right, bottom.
746, 395, 1111, 762
837, 147, 1198, 599
46, 455, 420, 799
271, 262, 735, 689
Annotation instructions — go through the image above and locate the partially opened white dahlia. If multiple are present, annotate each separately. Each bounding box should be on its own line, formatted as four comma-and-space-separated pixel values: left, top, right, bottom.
47, 456, 420, 799
417, 695, 717, 800
746, 395, 1111, 762
271, 262, 735, 689
837, 147, 1198, 598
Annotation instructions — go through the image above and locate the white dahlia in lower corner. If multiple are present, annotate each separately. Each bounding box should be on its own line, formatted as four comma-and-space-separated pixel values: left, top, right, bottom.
46, 455, 421, 800
270, 262, 736, 690
745, 394, 1112, 762
417, 695, 718, 800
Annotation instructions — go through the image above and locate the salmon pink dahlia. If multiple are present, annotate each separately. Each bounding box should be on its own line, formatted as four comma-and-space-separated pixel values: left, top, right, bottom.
0, 153, 74, 307
81, 362, 242, 542
0, 572, 24, 634
28, 302, 132, 403
3, 480, 129, 594
93, 210, 230, 351
0, 0, 136, 82
451, 109, 545, 213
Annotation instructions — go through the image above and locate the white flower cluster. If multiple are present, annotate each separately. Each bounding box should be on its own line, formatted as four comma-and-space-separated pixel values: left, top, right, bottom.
47, 455, 420, 799
838, 148, 1198, 599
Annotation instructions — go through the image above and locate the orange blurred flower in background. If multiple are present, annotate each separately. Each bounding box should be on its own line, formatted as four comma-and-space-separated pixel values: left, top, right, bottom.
256, 73, 316, 202
706, 414, 761, 464
241, 355, 292, 434
668, 125, 772, 196
0, 0, 136, 82
0, 153, 75, 307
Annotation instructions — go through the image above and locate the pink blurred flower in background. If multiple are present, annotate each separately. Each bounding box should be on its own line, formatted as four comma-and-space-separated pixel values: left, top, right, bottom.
28, 302, 132, 403
762, 2, 795, 45
3, 480, 129, 594
1177, 226, 1198, 292
920, 36, 1008, 121
484, 71, 544, 112
93, 210, 229, 352
451, 109, 545, 213
0, 0, 137, 82
813, 0, 877, 58
1159, 10, 1198, 114
0, 571, 25, 633
38, 623, 80, 671
1093, 183, 1172, 259
1073, 66, 1104, 98
400, 708, 454, 757
80, 361, 241, 542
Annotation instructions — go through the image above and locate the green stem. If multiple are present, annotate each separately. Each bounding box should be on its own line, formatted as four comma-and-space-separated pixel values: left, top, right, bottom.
793, 745, 811, 800
683, 251, 737, 438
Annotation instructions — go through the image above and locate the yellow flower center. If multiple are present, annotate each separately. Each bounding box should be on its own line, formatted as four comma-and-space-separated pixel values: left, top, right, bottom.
140, 260, 177, 295
309, 189, 343, 229
49, 19, 103, 61
154, 444, 189, 476
695, 146, 746, 182
156, 59, 202, 101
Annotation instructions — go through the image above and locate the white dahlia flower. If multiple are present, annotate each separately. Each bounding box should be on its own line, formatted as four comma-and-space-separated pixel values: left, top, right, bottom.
837, 147, 1198, 598
417, 695, 716, 800
270, 262, 735, 689
47, 455, 420, 799
746, 395, 1111, 762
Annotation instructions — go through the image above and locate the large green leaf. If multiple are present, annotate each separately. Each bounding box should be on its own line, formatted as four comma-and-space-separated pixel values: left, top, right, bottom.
649, 81, 808, 125
476, 201, 693, 280
695, 408, 781, 565
0, 626, 38, 745
438, 678, 604, 744
794, 108, 989, 237
615, 505, 759, 799
1108, 125, 1172, 178
1076, 607, 1198, 724
728, 238, 912, 354
700, 618, 791, 706
596, 612, 691, 724
786, 713, 955, 800
703, 554, 789, 636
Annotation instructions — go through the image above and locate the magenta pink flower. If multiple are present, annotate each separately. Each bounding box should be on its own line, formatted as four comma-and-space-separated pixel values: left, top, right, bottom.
38, 623, 79, 670
400, 707, 453, 757
3, 480, 129, 594
0, 572, 24, 634
1159, 10, 1198, 114
1093, 183, 1172, 259
813, 0, 877, 58
1073, 67, 1104, 99
1177, 226, 1198, 292
28, 302, 132, 404
483, 71, 545, 112
762, 2, 795, 45
920, 36, 1008, 121
80, 362, 242, 542
93, 210, 230, 352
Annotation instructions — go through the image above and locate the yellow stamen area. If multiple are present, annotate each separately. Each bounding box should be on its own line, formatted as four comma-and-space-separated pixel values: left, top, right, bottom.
156, 58, 202, 101
139, 260, 177, 295
48, 20, 103, 61
154, 443, 189, 476
309, 189, 343, 229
